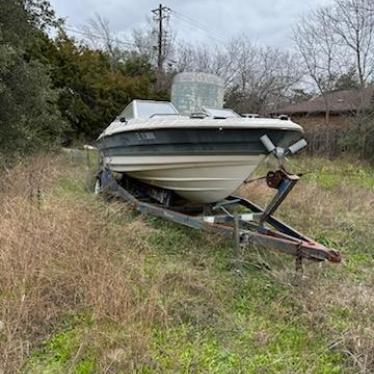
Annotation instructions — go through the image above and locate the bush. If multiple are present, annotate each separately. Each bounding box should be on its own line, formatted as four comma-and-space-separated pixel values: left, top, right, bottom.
341, 113, 374, 161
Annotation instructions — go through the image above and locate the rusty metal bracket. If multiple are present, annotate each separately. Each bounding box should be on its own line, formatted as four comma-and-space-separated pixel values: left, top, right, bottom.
295, 242, 304, 273
259, 170, 299, 226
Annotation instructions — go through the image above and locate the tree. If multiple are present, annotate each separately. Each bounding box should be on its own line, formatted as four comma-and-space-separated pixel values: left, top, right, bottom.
327, 0, 374, 87
175, 37, 301, 114
131, 16, 175, 92
224, 38, 301, 114
0, 0, 65, 159
175, 41, 237, 87
15, 4, 166, 142
294, 0, 374, 123
81, 13, 126, 70
42, 32, 162, 139
293, 7, 344, 124
290, 88, 314, 103
333, 68, 360, 90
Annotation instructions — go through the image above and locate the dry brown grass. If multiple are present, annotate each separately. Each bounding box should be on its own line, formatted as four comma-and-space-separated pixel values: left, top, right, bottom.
238, 171, 374, 374
301, 281, 374, 373
239, 171, 374, 254
0, 154, 70, 199
0, 154, 373, 373
0, 155, 222, 373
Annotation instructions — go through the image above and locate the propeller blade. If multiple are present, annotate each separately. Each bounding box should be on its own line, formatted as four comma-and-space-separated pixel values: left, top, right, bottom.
288, 138, 307, 154
260, 135, 276, 153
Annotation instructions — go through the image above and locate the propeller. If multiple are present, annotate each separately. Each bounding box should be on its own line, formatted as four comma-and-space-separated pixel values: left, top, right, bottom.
260, 135, 307, 167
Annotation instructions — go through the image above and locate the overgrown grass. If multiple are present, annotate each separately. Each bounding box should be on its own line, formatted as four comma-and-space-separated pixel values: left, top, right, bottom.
0, 152, 372, 373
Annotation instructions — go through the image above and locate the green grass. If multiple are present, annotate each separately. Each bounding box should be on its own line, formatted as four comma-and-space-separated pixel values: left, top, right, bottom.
25, 316, 97, 374
2, 152, 372, 373
289, 156, 374, 190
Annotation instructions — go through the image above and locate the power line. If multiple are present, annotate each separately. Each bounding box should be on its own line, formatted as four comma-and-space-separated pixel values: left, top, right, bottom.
176, 18, 225, 45
173, 9, 226, 40
64, 25, 136, 48
166, 0, 227, 39
171, 9, 227, 43
172, 13, 224, 44
63, 6, 228, 58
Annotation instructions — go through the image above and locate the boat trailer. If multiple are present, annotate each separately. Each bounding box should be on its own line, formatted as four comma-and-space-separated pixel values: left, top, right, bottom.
96, 166, 342, 271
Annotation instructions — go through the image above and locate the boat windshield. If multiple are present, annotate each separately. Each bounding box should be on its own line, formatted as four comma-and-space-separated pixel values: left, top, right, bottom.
202, 107, 240, 119
119, 100, 179, 120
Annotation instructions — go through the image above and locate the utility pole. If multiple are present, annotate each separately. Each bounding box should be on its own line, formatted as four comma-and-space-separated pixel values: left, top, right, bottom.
151, 3, 170, 73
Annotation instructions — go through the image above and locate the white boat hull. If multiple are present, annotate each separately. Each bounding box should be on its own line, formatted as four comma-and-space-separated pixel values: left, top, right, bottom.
104, 154, 265, 203
98, 109, 304, 203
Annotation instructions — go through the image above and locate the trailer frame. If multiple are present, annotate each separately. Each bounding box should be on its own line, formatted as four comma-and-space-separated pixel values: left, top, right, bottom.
96, 167, 342, 271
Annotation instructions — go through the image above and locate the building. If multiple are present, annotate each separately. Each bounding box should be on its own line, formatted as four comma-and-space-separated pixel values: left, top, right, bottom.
273, 86, 374, 128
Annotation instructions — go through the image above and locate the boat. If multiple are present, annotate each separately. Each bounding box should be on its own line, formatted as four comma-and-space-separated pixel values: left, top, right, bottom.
97, 101, 304, 203
95, 73, 342, 267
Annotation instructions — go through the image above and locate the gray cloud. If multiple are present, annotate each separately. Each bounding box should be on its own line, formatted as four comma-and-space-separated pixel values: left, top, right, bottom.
50, 0, 332, 47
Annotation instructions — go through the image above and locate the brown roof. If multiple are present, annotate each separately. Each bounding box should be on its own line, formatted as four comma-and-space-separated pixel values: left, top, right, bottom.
274, 86, 374, 115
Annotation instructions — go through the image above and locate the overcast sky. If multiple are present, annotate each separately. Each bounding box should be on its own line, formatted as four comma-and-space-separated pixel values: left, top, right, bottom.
49, 0, 332, 48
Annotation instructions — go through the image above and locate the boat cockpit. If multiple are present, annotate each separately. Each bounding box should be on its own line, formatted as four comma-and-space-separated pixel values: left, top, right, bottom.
117, 99, 242, 121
